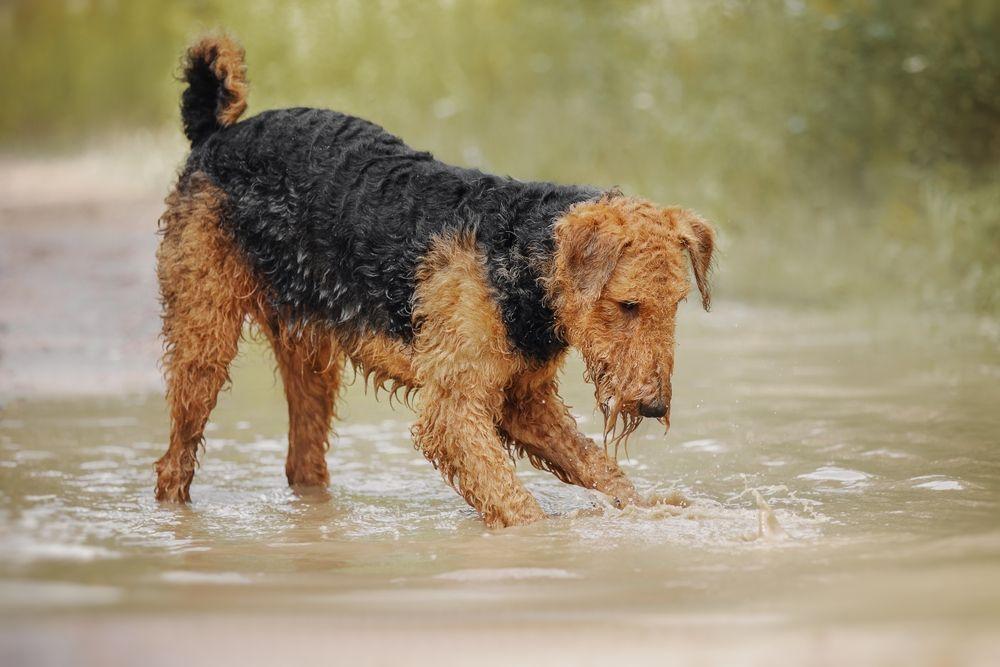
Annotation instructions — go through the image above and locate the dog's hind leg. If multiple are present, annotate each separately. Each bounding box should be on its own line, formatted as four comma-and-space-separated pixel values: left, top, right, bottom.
154, 174, 258, 502
500, 363, 647, 509
266, 323, 344, 488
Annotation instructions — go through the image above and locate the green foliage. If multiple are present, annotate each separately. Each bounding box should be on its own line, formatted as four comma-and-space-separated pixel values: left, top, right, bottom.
2, 0, 997, 312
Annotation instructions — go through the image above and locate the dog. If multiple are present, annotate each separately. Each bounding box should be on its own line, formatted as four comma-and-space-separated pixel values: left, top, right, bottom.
154, 35, 715, 527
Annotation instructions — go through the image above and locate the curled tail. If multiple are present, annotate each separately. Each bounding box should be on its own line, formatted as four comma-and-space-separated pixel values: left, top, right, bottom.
180, 34, 248, 146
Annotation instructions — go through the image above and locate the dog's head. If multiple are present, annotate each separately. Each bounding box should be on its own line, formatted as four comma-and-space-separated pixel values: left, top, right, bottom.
550, 195, 715, 450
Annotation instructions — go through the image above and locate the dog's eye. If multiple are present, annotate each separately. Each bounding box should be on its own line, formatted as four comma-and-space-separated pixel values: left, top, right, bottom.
617, 300, 640, 315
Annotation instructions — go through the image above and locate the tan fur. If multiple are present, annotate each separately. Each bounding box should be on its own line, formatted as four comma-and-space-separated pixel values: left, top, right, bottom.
264, 321, 344, 487
500, 358, 640, 507
154, 174, 265, 502
410, 234, 544, 528
341, 330, 419, 404
673, 208, 716, 311
501, 357, 690, 510
187, 34, 248, 127
548, 195, 714, 453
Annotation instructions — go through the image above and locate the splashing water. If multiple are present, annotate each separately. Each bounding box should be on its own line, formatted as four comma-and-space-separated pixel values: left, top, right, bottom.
752, 490, 789, 542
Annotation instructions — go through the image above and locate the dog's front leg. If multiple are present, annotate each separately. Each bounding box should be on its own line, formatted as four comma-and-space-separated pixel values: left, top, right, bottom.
409, 234, 547, 527
412, 383, 546, 528
501, 371, 657, 508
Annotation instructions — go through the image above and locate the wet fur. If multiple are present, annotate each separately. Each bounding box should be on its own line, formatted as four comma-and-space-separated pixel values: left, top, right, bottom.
187, 105, 599, 361
155, 35, 714, 527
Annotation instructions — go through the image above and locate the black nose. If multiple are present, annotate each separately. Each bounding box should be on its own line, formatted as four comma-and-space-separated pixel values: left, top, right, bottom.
638, 399, 668, 419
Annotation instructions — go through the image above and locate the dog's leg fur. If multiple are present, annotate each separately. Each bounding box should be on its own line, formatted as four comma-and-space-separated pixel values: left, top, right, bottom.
267, 325, 344, 487
410, 235, 545, 528
414, 383, 545, 527
155, 174, 259, 502
500, 363, 643, 507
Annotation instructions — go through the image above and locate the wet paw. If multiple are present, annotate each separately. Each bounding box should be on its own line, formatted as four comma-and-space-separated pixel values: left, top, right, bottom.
154, 482, 191, 503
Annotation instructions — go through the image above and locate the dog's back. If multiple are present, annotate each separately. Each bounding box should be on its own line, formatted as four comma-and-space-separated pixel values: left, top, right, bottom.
178, 44, 598, 354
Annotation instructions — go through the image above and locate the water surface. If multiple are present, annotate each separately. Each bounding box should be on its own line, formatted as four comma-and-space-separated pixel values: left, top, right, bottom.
1, 304, 998, 663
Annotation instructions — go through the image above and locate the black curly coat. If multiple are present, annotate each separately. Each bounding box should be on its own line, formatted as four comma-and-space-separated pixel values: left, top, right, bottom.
178, 41, 608, 362
182, 107, 605, 363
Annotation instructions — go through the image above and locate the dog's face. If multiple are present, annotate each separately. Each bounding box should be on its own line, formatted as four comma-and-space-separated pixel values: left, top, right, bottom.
551, 196, 714, 449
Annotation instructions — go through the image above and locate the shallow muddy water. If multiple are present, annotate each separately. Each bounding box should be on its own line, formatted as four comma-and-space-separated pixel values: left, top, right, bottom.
1, 303, 999, 664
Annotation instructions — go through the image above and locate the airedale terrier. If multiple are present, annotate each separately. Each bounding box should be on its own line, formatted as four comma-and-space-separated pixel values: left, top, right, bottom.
155, 35, 715, 527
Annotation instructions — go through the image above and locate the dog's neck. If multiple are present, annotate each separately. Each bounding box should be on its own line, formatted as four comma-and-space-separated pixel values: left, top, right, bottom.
478, 183, 605, 363
478, 183, 603, 362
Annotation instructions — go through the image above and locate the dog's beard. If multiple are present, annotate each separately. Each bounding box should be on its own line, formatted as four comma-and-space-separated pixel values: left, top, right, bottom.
584, 360, 644, 459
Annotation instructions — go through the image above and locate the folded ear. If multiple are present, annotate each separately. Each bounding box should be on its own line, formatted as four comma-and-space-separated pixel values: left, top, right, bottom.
554, 210, 627, 303
676, 210, 716, 311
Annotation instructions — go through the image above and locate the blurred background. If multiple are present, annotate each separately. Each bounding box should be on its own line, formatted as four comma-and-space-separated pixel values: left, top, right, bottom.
2, 0, 998, 311
2, 3, 1000, 664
